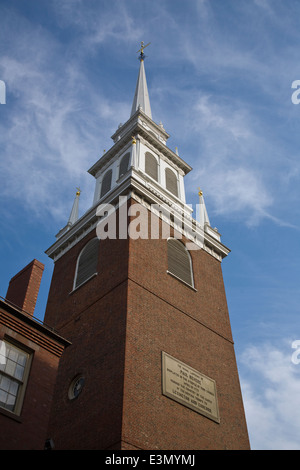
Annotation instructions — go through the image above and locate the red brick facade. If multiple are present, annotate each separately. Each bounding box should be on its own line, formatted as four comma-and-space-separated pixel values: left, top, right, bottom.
6, 259, 44, 316
0, 297, 70, 450
44, 201, 250, 450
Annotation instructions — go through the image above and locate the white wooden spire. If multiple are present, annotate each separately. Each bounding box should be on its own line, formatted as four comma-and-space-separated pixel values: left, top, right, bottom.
131, 44, 152, 119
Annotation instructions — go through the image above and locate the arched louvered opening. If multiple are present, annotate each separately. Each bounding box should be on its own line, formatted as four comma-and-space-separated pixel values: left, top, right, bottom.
165, 168, 178, 197
100, 169, 112, 198
145, 152, 158, 181
167, 238, 194, 287
119, 153, 130, 178
74, 238, 99, 289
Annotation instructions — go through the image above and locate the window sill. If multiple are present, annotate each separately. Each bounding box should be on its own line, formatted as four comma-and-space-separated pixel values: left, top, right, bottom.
116, 169, 130, 183
69, 272, 98, 295
166, 270, 197, 292
0, 406, 22, 422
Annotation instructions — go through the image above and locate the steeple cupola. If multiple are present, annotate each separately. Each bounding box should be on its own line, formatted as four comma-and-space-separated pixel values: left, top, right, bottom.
47, 46, 229, 262
88, 45, 192, 213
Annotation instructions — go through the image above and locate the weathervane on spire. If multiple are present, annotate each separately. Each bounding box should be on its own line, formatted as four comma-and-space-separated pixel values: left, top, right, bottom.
137, 41, 151, 61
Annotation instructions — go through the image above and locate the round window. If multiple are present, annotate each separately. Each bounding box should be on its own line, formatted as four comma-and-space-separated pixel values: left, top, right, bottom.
68, 375, 85, 400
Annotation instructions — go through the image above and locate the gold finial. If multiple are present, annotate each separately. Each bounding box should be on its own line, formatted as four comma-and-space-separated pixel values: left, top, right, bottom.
132, 135, 136, 144
136, 41, 151, 61
76, 187, 81, 196
198, 187, 203, 197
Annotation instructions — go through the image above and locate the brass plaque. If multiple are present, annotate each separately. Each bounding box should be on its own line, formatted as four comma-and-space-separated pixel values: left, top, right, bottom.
162, 352, 220, 423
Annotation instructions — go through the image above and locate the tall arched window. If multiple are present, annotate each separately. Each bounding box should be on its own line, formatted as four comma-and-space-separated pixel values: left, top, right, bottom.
74, 238, 99, 289
167, 238, 194, 287
100, 169, 112, 198
145, 152, 158, 181
165, 168, 178, 197
119, 153, 130, 178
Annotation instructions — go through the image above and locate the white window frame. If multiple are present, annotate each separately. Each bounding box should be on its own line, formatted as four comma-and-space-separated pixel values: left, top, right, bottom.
73, 238, 99, 290
166, 237, 195, 289
0, 338, 32, 416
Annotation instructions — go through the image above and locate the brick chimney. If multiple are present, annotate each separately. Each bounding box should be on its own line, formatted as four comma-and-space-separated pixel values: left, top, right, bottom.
6, 259, 44, 316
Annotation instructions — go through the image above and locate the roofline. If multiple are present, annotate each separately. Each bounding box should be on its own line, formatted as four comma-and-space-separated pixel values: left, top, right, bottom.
0, 297, 71, 348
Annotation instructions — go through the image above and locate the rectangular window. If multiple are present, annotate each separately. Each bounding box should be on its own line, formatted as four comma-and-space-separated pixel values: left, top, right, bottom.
0, 339, 31, 415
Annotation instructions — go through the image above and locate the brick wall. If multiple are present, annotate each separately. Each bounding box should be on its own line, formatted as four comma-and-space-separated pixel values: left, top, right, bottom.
43, 199, 250, 449
6, 259, 44, 316
44, 226, 130, 449
0, 304, 66, 450
123, 206, 249, 449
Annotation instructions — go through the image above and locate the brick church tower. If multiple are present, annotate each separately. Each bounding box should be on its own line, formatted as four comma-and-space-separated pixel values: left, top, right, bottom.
44, 44, 250, 450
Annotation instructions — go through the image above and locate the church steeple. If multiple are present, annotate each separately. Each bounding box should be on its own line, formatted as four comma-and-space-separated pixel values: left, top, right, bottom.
48, 44, 229, 261
43, 45, 249, 451
130, 42, 152, 118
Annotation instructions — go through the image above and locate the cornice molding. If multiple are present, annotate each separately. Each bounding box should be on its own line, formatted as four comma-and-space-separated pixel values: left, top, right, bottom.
45, 172, 229, 263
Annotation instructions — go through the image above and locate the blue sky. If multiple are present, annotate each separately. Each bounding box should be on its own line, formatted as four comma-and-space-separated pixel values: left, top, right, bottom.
1, 0, 300, 450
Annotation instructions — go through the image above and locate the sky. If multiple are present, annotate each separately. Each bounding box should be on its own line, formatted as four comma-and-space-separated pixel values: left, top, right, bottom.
1, 0, 300, 450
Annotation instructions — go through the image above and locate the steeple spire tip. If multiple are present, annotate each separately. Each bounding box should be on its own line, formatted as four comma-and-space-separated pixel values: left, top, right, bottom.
131, 42, 152, 119
136, 41, 151, 62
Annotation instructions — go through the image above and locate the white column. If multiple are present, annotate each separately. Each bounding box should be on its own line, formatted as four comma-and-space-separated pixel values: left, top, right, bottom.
131, 136, 137, 168
93, 172, 101, 205
178, 172, 186, 203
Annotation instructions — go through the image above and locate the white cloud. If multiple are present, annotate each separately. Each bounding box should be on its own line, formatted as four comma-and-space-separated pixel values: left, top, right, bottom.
184, 94, 274, 225
1, 0, 300, 232
0, 56, 97, 218
52, 0, 143, 50
240, 341, 300, 449
205, 167, 273, 226
0, 16, 130, 223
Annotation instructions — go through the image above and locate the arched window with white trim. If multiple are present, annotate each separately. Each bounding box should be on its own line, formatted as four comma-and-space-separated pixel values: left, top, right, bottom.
100, 169, 112, 198
119, 153, 130, 178
145, 152, 158, 181
74, 238, 99, 289
167, 238, 194, 287
165, 168, 178, 197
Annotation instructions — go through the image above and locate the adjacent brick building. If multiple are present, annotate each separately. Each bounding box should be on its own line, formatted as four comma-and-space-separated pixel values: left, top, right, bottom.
0, 260, 70, 450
